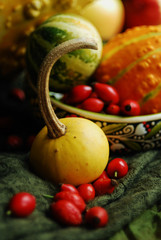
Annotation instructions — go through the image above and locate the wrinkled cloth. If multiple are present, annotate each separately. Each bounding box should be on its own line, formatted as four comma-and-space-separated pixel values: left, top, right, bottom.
1, 150, 161, 240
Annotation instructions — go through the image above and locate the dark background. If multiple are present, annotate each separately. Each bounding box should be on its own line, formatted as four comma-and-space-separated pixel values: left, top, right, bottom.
0, 72, 40, 153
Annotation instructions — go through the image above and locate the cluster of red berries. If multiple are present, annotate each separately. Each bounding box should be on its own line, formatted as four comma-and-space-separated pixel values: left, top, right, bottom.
62, 82, 141, 116
1, 87, 37, 152
93, 158, 128, 196
6, 158, 128, 228
49, 183, 108, 227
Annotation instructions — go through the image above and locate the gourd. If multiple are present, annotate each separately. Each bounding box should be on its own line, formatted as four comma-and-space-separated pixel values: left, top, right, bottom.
26, 13, 102, 93
0, 0, 95, 78
0, 0, 56, 78
95, 25, 161, 115
30, 38, 109, 186
80, 0, 125, 40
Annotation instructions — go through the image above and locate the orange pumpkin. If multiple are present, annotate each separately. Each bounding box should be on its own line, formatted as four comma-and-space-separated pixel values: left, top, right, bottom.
95, 25, 161, 115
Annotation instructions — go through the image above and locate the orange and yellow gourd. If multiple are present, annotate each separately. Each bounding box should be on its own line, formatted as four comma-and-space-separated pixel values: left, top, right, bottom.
0, 0, 92, 78
95, 25, 161, 115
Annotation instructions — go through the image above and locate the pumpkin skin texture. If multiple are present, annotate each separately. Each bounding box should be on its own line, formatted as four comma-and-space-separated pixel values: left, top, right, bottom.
30, 117, 109, 186
95, 25, 161, 115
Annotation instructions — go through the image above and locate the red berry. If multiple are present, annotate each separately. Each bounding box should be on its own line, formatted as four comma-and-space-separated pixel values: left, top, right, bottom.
76, 104, 82, 109
94, 82, 119, 104
6, 135, 23, 150
85, 206, 109, 228
10, 88, 25, 101
120, 99, 140, 116
51, 200, 82, 226
80, 98, 104, 112
77, 184, 95, 202
60, 184, 79, 194
107, 158, 128, 179
54, 191, 86, 213
97, 170, 110, 180
89, 91, 98, 98
93, 178, 117, 196
105, 104, 120, 115
65, 85, 92, 104
65, 114, 78, 118
7, 192, 36, 217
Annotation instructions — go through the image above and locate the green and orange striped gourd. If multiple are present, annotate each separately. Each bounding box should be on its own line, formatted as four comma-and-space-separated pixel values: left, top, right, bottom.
95, 25, 161, 115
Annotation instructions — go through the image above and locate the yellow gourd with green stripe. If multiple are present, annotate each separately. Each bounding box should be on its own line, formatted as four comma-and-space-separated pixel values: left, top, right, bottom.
26, 13, 102, 93
95, 25, 161, 115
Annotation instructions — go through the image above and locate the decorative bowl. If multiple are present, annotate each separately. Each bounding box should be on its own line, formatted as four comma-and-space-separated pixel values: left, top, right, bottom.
25, 76, 161, 154
50, 93, 161, 154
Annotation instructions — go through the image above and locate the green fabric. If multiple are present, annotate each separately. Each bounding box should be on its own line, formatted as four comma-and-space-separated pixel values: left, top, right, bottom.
109, 203, 161, 240
1, 150, 161, 240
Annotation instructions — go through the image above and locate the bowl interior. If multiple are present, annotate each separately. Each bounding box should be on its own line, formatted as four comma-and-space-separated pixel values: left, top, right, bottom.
50, 92, 161, 123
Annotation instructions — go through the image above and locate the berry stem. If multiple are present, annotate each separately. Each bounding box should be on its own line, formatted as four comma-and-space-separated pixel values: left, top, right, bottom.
114, 171, 118, 178
111, 179, 118, 186
43, 194, 54, 199
6, 210, 12, 216
38, 38, 98, 139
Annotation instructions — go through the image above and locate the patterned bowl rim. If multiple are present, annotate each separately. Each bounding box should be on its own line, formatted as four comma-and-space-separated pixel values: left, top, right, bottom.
50, 95, 161, 123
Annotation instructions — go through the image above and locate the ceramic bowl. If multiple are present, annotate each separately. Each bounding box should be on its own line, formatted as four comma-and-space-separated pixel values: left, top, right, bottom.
50, 93, 161, 154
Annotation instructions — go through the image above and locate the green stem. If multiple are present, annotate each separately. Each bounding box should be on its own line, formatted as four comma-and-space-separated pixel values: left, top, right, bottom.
43, 194, 54, 199
114, 171, 118, 178
6, 210, 12, 216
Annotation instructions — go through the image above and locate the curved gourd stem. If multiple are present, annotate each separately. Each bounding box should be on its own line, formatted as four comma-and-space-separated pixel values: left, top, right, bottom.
38, 38, 98, 139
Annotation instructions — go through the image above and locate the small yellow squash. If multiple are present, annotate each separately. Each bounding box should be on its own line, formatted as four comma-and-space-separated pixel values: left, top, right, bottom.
30, 38, 109, 186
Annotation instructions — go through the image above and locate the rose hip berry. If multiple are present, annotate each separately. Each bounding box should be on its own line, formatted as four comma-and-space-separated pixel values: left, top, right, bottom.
80, 97, 104, 113
51, 200, 82, 226
77, 184, 95, 202
85, 206, 109, 228
120, 99, 141, 116
65, 114, 78, 118
7, 192, 36, 217
60, 183, 79, 194
10, 88, 26, 102
89, 91, 98, 98
107, 158, 128, 179
6, 135, 23, 150
54, 191, 86, 213
94, 82, 119, 104
93, 178, 118, 196
105, 104, 120, 115
64, 85, 92, 104
97, 170, 110, 180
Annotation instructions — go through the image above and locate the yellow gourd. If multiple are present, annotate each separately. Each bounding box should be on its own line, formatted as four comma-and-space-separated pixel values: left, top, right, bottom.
30, 38, 109, 186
